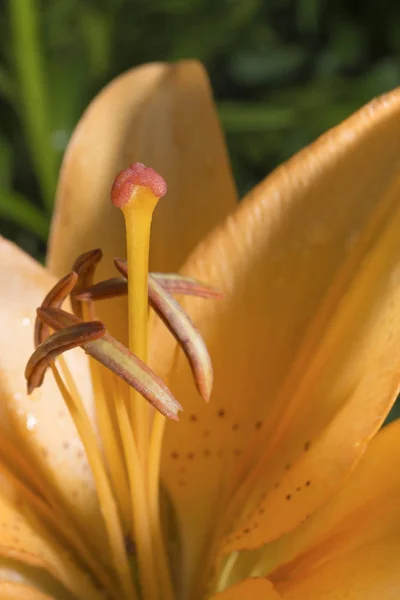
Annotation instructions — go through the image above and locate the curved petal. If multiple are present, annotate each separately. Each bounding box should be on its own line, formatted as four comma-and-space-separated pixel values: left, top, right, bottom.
0, 237, 108, 557
210, 578, 282, 599
266, 421, 400, 598
47, 60, 237, 340
0, 581, 54, 600
277, 538, 400, 600
0, 472, 104, 600
149, 88, 400, 587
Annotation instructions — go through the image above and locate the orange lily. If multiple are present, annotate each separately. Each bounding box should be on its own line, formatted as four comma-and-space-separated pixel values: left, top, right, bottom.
0, 59, 400, 600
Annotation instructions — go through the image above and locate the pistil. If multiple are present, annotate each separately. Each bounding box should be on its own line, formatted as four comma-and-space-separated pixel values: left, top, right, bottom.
112, 162, 167, 462
112, 162, 170, 600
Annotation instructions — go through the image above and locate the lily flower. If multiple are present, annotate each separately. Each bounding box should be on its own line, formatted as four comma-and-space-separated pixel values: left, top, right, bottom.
0, 60, 400, 600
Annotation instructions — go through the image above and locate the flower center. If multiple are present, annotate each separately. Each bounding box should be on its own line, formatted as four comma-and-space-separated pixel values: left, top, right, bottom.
25, 163, 218, 600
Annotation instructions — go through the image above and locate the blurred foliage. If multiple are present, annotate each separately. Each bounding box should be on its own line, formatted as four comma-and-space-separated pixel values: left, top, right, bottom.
0, 0, 399, 420
1, 0, 400, 256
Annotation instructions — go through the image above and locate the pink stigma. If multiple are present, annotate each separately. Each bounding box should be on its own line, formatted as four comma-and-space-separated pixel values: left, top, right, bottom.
111, 162, 167, 208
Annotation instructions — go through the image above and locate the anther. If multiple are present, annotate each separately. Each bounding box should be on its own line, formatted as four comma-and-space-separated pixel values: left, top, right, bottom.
76, 278, 127, 302
115, 258, 222, 300
26, 320, 106, 393
71, 249, 103, 318
113, 258, 214, 401
35, 307, 183, 420
148, 275, 213, 402
34, 271, 78, 347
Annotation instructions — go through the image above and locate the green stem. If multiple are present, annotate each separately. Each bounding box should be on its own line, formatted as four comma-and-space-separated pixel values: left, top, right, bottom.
9, 0, 57, 213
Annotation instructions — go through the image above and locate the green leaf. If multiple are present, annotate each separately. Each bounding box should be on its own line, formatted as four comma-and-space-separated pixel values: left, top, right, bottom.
218, 102, 297, 133
0, 189, 49, 241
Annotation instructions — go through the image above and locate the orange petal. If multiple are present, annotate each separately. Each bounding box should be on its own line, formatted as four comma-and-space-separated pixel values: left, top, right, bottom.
210, 578, 282, 599
0, 472, 105, 600
0, 582, 54, 600
267, 421, 400, 598
47, 60, 237, 340
0, 237, 108, 558
221, 159, 400, 551
149, 88, 400, 589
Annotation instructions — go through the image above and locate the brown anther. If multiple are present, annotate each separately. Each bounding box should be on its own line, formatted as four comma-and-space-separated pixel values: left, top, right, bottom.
26, 321, 106, 393
76, 278, 127, 302
37, 307, 183, 420
71, 249, 103, 318
151, 273, 222, 300
148, 275, 213, 402
34, 272, 78, 347
114, 258, 221, 300
114, 257, 129, 278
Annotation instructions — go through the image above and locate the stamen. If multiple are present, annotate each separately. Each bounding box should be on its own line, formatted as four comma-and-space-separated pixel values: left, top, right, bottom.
152, 273, 222, 299
148, 274, 213, 402
34, 271, 78, 346
116, 258, 222, 299
51, 364, 138, 600
36, 307, 182, 420
71, 249, 103, 318
114, 259, 214, 401
77, 277, 127, 301
25, 321, 105, 393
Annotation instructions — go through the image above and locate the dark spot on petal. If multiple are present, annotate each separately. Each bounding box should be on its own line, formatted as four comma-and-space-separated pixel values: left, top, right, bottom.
189, 414, 198, 422
285, 463, 291, 470
255, 421, 263, 430
63, 441, 70, 450
274, 482, 280, 489
125, 536, 136, 555
204, 449, 211, 457
243, 528, 250, 534
204, 430, 210, 438
306, 480, 311, 486
217, 409, 225, 418
187, 452, 195, 460
296, 486, 301, 492
286, 494, 292, 501
171, 451, 179, 459
304, 441, 311, 451
234, 448, 241, 456
232, 423, 239, 431
258, 507, 265, 515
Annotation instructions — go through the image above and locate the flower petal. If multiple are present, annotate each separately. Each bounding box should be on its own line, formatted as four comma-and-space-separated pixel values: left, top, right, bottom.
149, 88, 400, 588
267, 420, 400, 599
0, 237, 108, 559
0, 581, 54, 600
47, 60, 237, 340
210, 578, 282, 599
0, 471, 105, 600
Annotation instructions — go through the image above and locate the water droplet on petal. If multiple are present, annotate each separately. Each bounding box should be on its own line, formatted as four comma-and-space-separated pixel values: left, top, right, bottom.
21, 317, 31, 327
26, 414, 37, 431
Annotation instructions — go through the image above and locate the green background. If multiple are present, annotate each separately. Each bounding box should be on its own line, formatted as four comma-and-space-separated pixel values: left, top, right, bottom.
1, 0, 399, 418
